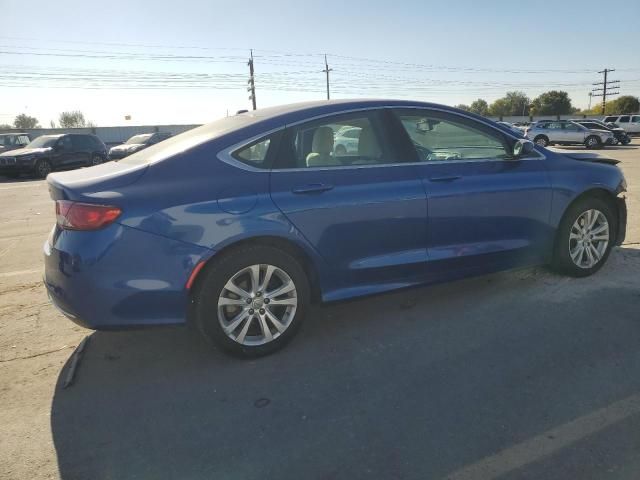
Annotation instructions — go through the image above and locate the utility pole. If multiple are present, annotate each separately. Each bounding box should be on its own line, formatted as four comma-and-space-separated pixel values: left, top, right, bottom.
322, 54, 332, 100
592, 69, 620, 115
588, 92, 592, 111
247, 49, 257, 110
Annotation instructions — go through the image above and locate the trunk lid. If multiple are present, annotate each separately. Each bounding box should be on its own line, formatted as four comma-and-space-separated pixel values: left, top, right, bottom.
47, 161, 148, 202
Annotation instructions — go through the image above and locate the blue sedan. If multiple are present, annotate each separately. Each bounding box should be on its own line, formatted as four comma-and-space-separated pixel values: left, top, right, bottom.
44, 100, 627, 356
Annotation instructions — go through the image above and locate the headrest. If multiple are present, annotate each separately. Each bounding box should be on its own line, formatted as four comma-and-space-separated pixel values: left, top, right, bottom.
358, 126, 381, 158
311, 126, 334, 154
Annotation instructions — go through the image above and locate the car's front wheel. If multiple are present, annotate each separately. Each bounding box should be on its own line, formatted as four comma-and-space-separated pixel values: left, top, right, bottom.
91, 154, 103, 166
552, 196, 615, 277
193, 245, 310, 357
584, 135, 601, 149
34, 159, 52, 179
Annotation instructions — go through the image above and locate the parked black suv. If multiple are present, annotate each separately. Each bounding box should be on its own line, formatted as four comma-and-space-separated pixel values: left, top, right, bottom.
108, 132, 172, 159
0, 133, 107, 179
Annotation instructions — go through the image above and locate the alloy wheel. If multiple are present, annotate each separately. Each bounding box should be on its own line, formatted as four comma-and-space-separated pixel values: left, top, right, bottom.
217, 264, 298, 346
569, 209, 609, 269
535, 138, 547, 147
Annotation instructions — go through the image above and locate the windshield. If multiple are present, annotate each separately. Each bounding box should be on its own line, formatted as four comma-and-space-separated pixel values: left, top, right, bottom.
125, 134, 153, 145
26, 136, 60, 148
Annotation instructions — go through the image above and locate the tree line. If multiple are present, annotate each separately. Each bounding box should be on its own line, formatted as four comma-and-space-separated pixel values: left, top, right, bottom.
456, 91, 639, 117
0, 111, 96, 130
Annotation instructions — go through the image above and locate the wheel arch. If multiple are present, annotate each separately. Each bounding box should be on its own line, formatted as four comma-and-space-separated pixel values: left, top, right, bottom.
554, 187, 620, 246
189, 234, 323, 304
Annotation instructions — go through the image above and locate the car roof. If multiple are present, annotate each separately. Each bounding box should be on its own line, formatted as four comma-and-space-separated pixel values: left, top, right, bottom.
233, 99, 484, 125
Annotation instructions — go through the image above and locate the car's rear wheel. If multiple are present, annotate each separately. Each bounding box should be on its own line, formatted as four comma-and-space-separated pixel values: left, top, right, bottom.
193, 245, 310, 357
584, 135, 601, 149
335, 144, 347, 155
34, 159, 52, 179
552, 196, 615, 277
534, 135, 549, 147
91, 154, 103, 166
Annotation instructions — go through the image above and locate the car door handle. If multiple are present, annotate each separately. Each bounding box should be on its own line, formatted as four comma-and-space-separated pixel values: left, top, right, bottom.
428, 175, 462, 182
292, 183, 334, 194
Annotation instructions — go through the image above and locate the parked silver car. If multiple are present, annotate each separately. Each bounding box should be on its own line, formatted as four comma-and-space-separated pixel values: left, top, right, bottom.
524, 120, 613, 149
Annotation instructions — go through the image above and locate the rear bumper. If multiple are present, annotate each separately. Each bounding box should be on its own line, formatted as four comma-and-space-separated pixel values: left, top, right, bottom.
43, 223, 212, 329
616, 196, 627, 246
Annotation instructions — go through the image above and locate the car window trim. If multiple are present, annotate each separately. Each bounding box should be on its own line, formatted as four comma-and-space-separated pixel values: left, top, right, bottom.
217, 105, 545, 172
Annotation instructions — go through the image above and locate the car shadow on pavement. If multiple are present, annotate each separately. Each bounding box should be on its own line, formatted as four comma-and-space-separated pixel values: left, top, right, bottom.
50, 247, 640, 480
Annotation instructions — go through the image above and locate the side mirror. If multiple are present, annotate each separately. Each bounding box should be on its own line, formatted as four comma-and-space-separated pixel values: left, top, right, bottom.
512, 139, 535, 158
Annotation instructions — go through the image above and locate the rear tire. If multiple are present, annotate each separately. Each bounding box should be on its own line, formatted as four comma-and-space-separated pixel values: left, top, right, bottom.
34, 159, 52, 179
193, 245, 310, 357
552, 196, 615, 277
91, 154, 103, 166
534, 135, 549, 147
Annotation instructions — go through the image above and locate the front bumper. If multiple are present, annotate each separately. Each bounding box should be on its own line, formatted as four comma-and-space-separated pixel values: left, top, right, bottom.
0, 156, 37, 174
43, 222, 211, 329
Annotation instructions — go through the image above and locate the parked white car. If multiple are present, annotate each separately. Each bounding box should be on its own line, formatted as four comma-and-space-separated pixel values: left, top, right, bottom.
602, 115, 640, 135
524, 120, 614, 149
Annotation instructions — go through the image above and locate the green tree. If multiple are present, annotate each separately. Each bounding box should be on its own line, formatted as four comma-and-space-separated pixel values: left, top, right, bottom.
488, 91, 530, 117
488, 98, 510, 117
611, 95, 640, 114
530, 91, 574, 115
58, 110, 86, 128
454, 104, 470, 111
469, 99, 489, 116
0, 123, 13, 130
13, 114, 40, 129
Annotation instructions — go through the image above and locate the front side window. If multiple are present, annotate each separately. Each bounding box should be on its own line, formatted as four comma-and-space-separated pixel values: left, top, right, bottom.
603, 116, 616, 123
275, 112, 395, 169
395, 111, 509, 162
233, 137, 271, 168
632, 116, 640, 123
564, 123, 580, 131
618, 116, 630, 123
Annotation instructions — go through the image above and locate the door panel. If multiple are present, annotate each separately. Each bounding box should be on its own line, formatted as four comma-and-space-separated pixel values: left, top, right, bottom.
393, 108, 553, 276
268, 111, 428, 298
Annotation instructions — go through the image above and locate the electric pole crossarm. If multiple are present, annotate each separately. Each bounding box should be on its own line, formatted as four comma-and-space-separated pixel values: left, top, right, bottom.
593, 68, 620, 114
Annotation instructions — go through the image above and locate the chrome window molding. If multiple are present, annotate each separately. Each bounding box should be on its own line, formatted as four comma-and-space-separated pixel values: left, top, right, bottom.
216, 104, 546, 173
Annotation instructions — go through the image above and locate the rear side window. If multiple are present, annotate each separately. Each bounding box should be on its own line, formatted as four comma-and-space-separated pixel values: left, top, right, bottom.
274, 111, 398, 169
233, 137, 272, 168
72, 136, 93, 150
603, 116, 617, 123
619, 116, 630, 123
632, 116, 640, 123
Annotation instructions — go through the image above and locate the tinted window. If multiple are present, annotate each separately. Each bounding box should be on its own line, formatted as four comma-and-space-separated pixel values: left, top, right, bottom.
233, 137, 271, 168
275, 112, 396, 169
632, 116, 640, 123
72, 135, 93, 150
619, 116, 630, 123
395, 111, 509, 162
1, 135, 15, 146
603, 116, 617, 122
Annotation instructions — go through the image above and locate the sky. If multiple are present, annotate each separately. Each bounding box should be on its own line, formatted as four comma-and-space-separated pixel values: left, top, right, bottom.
1, 0, 639, 127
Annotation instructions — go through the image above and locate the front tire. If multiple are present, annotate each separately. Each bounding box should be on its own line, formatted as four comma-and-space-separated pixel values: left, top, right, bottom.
193, 245, 310, 357
552, 196, 615, 277
584, 135, 600, 149
34, 159, 52, 179
91, 154, 103, 166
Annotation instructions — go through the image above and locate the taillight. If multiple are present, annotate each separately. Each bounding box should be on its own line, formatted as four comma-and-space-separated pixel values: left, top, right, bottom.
55, 200, 122, 230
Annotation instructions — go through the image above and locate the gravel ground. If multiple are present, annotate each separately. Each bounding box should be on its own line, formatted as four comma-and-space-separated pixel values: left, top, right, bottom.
1, 142, 639, 480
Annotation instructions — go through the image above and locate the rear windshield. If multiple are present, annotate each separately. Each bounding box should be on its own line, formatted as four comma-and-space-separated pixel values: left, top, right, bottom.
26, 136, 60, 148
125, 134, 153, 145
117, 114, 262, 166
